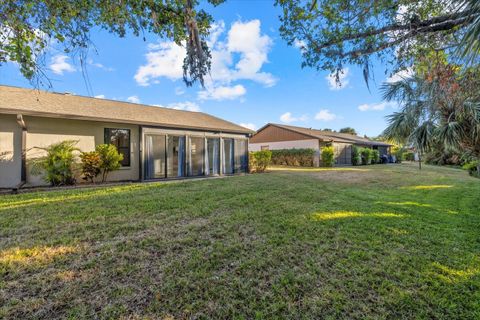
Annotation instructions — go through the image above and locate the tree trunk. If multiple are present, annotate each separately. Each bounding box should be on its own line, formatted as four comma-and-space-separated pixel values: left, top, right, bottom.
418, 153, 422, 170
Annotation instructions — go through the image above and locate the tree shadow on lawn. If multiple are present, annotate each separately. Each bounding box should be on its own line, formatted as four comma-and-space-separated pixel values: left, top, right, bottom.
1, 172, 479, 319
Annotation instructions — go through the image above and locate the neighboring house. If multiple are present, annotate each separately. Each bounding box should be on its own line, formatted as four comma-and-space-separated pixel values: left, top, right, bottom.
0, 85, 253, 189
249, 123, 391, 166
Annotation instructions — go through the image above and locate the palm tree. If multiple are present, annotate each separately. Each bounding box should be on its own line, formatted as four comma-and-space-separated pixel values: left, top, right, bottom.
381, 63, 480, 174
458, 0, 480, 64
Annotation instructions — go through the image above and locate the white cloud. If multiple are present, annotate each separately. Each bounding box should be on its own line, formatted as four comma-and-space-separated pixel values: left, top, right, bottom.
88, 59, 114, 72
134, 19, 277, 98
386, 67, 414, 83
358, 101, 397, 112
49, 55, 75, 75
293, 39, 307, 53
175, 87, 185, 95
153, 101, 200, 112
134, 42, 185, 86
315, 109, 337, 121
326, 68, 350, 91
127, 95, 141, 104
240, 123, 256, 131
94, 94, 106, 99
280, 112, 308, 123
198, 84, 246, 101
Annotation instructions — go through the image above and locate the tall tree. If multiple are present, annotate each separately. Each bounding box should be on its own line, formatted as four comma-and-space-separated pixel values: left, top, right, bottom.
382, 61, 480, 173
276, 0, 480, 82
0, 0, 225, 87
339, 127, 357, 135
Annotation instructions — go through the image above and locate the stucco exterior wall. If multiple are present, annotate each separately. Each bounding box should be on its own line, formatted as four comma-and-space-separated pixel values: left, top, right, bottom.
23, 116, 140, 186
249, 139, 321, 167
0, 114, 22, 188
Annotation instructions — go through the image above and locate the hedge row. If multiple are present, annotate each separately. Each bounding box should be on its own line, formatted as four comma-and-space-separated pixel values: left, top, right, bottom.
352, 146, 381, 165
270, 148, 316, 167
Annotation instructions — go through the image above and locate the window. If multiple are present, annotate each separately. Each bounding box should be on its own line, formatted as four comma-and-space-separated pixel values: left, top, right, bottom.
105, 128, 130, 166
144, 134, 166, 179
206, 138, 220, 175
234, 139, 248, 173
223, 138, 234, 174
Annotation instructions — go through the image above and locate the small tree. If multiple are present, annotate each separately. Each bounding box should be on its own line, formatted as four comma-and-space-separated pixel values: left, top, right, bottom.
339, 127, 357, 135
360, 148, 373, 165
249, 150, 272, 173
371, 150, 380, 164
321, 146, 335, 167
30, 140, 79, 186
96, 144, 123, 182
351, 146, 361, 165
80, 151, 102, 183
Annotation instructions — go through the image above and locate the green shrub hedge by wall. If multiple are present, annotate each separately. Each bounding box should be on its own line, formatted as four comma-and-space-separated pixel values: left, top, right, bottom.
351, 146, 362, 165
249, 150, 272, 173
270, 148, 315, 167
321, 146, 335, 167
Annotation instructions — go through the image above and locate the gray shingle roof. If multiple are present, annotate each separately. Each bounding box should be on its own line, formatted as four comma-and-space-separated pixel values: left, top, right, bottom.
0, 85, 253, 135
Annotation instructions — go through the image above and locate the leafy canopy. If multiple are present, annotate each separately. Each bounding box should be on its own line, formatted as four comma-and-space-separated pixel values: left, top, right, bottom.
275, 0, 480, 82
0, 0, 225, 87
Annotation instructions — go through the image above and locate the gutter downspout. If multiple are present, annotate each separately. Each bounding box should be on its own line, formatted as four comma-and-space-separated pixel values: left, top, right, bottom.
15, 114, 27, 191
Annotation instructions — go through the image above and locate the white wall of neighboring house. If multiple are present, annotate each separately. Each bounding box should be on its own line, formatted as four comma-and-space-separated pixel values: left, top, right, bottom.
249, 139, 321, 167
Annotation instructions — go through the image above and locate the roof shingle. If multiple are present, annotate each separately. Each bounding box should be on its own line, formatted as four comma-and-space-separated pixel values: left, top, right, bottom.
0, 85, 253, 135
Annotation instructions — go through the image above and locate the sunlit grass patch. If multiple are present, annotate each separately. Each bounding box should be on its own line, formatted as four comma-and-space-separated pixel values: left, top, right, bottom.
431, 261, 480, 283
0, 245, 77, 268
268, 166, 370, 172
380, 201, 432, 207
405, 184, 453, 190
311, 211, 405, 221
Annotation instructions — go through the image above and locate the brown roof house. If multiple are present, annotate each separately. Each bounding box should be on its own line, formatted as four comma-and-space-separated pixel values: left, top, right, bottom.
0, 85, 253, 189
249, 123, 391, 166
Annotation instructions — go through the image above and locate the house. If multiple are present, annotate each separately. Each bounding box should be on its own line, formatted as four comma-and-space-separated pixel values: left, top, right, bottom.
249, 123, 391, 166
0, 85, 253, 189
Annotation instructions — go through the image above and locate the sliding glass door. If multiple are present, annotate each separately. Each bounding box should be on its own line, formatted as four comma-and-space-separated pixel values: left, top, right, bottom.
167, 136, 186, 178
189, 136, 205, 176
222, 138, 234, 174
234, 139, 248, 173
206, 138, 220, 175
144, 135, 166, 179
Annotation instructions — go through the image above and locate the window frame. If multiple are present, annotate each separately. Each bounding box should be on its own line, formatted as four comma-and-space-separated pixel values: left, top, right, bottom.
104, 128, 131, 167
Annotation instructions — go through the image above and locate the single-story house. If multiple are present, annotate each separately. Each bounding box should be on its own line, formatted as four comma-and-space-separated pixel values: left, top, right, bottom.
0, 85, 253, 189
249, 123, 391, 166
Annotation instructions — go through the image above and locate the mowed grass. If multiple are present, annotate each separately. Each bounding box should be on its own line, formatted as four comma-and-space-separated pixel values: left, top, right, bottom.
1, 163, 479, 319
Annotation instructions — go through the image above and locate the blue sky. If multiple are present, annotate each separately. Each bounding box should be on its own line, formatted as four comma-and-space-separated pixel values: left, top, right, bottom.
0, 1, 401, 137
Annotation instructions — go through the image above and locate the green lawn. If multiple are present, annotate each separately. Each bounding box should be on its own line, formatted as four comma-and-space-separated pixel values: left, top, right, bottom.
1, 163, 479, 319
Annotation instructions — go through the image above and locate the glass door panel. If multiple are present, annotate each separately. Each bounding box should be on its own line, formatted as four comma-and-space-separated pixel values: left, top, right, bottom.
223, 138, 234, 174
206, 138, 220, 175
167, 136, 186, 178
144, 134, 166, 179
189, 136, 205, 176
234, 139, 248, 173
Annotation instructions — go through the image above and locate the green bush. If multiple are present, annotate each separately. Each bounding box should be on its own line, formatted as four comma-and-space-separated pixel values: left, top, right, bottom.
404, 151, 415, 161
462, 160, 479, 177
96, 144, 123, 182
351, 146, 362, 166
394, 148, 405, 163
30, 140, 79, 186
321, 146, 335, 167
371, 150, 380, 164
249, 150, 272, 173
360, 148, 373, 165
80, 151, 102, 183
270, 148, 315, 167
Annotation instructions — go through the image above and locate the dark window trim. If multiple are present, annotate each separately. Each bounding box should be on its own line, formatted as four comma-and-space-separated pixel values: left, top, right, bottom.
104, 128, 131, 167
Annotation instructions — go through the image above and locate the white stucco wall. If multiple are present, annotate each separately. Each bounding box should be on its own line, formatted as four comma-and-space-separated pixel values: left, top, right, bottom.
249, 139, 320, 167
0, 114, 22, 188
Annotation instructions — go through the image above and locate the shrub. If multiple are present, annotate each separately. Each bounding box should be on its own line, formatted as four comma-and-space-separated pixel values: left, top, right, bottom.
30, 140, 79, 186
351, 146, 362, 166
270, 148, 315, 167
360, 148, 373, 165
462, 160, 480, 177
394, 148, 405, 163
96, 144, 123, 182
80, 151, 102, 183
404, 151, 415, 161
321, 146, 335, 167
371, 150, 380, 164
249, 150, 272, 173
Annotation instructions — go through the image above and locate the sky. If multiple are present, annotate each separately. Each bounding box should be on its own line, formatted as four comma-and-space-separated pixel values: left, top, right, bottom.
0, 1, 403, 137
